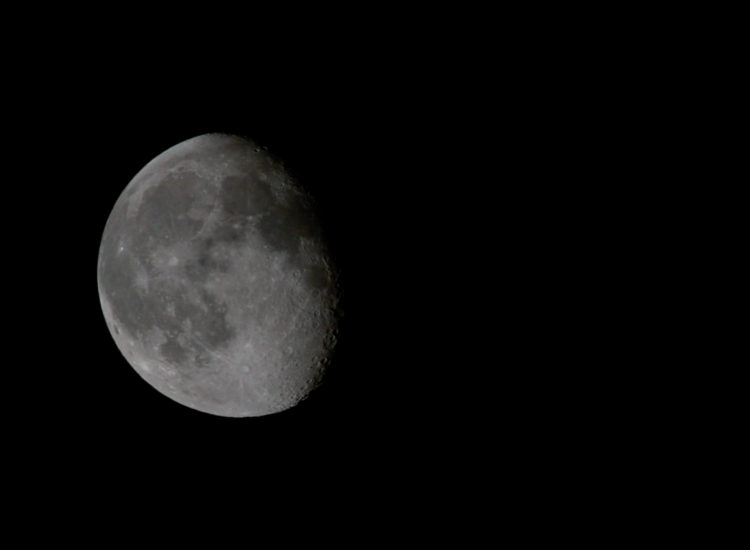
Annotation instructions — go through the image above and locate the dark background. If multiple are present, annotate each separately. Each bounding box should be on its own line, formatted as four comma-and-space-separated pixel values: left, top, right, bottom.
5, 11, 683, 532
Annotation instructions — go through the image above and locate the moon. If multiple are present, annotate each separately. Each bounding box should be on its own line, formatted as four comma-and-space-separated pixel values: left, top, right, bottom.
97, 134, 340, 417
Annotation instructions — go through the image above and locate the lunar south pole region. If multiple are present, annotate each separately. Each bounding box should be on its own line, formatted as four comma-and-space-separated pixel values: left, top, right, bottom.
97, 134, 340, 417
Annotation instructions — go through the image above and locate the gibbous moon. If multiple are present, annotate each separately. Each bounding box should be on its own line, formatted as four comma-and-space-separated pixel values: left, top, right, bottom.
97, 134, 340, 417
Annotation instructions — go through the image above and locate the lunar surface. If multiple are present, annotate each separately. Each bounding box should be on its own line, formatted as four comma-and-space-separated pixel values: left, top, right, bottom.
97, 134, 340, 417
